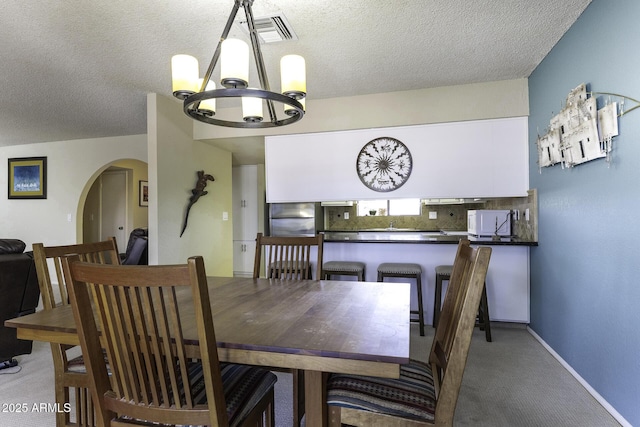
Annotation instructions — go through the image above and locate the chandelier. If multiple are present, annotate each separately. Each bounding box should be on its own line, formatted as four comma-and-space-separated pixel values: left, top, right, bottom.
171, 0, 306, 128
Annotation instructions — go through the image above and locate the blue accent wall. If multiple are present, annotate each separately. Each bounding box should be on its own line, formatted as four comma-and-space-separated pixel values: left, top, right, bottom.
529, 1, 640, 424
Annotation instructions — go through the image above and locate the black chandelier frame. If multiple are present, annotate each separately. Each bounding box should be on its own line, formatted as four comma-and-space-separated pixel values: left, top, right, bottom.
173, 0, 305, 128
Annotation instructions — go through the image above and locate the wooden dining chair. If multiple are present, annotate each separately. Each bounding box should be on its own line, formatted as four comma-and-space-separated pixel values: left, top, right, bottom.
62, 255, 277, 427
253, 232, 324, 426
253, 232, 324, 280
326, 240, 492, 427
33, 238, 121, 427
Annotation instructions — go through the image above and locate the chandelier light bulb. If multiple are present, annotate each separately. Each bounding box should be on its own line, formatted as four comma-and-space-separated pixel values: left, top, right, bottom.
220, 39, 249, 88
242, 90, 264, 122
280, 54, 306, 99
171, 55, 199, 98
197, 79, 216, 116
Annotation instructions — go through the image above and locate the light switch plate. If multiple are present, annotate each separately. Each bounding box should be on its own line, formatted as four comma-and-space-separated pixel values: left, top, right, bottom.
344, 212, 349, 220
429, 211, 437, 219
222, 212, 229, 221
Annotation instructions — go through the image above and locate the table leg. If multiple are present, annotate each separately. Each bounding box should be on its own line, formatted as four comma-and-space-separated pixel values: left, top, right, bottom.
304, 370, 328, 427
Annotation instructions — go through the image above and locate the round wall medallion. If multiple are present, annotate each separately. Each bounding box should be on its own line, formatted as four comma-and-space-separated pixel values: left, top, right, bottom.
356, 137, 413, 192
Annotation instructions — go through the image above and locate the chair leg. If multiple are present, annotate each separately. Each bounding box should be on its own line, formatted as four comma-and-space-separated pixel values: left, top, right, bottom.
416, 275, 425, 336
328, 405, 342, 427
292, 369, 305, 427
55, 382, 70, 427
479, 282, 492, 342
267, 390, 276, 427
433, 274, 443, 328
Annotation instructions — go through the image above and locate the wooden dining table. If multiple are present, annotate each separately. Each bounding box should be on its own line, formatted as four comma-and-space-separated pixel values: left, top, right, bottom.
5, 276, 411, 427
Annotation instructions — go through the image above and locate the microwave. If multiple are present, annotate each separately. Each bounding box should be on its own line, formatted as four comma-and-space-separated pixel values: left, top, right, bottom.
467, 210, 511, 237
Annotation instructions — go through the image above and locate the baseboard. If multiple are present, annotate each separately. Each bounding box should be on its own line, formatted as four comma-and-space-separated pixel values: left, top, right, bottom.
527, 326, 631, 427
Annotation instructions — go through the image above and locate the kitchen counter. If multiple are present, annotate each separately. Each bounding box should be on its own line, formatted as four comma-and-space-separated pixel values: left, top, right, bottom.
322, 231, 532, 323
322, 230, 537, 246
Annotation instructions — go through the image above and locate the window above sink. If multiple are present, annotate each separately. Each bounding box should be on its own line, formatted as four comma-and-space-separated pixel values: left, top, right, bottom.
356, 198, 421, 217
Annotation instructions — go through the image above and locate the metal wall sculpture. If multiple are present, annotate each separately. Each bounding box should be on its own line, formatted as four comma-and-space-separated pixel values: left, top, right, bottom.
180, 170, 215, 237
537, 83, 637, 171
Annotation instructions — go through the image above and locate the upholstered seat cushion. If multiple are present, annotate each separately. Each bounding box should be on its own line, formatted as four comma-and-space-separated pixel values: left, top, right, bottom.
323, 261, 365, 273
194, 363, 277, 427
435, 264, 453, 278
377, 262, 422, 275
115, 363, 276, 427
196, 363, 278, 427
327, 358, 435, 422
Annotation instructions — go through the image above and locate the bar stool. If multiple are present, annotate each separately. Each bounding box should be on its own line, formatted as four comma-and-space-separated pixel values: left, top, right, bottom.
377, 263, 425, 336
323, 261, 366, 281
434, 264, 492, 342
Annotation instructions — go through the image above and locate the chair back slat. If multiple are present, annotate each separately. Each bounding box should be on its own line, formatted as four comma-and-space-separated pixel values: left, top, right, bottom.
134, 286, 161, 405
115, 285, 144, 403
63, 256, 228, 426
428, 240, 491, 424
33, 238, 121, 310
53, 259, 68, 306
253, 233, 324, 280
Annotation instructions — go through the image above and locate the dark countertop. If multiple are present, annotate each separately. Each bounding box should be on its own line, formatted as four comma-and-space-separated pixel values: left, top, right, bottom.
321, 230, 538, 246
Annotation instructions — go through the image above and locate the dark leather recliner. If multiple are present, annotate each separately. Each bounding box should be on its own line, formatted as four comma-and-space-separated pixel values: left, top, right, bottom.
0, 239, 41, 363
121, 227, 148, 265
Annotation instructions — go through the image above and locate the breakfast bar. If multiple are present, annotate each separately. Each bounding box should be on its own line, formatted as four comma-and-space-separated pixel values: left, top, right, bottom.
322, 230, 537, 324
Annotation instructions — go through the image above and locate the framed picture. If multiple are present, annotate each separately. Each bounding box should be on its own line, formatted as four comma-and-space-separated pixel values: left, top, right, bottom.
8, 157, 47, 199
139, 180, 149, 207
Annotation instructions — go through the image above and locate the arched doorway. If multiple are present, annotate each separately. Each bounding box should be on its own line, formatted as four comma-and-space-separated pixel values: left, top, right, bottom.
78, 159, 148, 253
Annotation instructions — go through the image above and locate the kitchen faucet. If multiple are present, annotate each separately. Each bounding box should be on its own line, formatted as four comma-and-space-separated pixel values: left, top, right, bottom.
389, 221, 394, 229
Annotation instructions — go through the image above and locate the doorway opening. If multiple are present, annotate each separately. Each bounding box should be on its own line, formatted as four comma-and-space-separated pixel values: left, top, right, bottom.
79, 159, 148, 256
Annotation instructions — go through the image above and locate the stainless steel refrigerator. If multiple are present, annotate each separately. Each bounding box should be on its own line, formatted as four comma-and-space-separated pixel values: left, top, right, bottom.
268, 202, 324, 237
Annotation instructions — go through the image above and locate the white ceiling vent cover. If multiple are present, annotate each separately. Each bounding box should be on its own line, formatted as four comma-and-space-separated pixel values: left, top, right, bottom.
237, 12, 298, 44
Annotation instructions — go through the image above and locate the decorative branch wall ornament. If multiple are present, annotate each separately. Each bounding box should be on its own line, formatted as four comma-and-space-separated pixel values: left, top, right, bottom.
537, 83, 636, 172
180, 171, 215, 237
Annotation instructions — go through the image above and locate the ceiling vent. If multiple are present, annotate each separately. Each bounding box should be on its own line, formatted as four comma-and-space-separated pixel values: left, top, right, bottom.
237, 12, 298, 44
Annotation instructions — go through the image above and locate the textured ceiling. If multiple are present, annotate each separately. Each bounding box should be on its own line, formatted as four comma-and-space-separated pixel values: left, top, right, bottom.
0, 0, 592, 148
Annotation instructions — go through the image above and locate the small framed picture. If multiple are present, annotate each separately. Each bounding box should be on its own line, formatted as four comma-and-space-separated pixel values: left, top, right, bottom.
8, 157, 47, 199
139, 180, 149, 207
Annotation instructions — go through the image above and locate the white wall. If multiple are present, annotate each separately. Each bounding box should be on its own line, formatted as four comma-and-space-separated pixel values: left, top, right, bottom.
0, 135, 147, 250
147, 94, 233, 276
194, 79, 529, 140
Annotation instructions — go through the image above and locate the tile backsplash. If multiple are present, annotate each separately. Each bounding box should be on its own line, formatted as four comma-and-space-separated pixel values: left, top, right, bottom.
483, 189, 537, 241
324, 189, 538, 241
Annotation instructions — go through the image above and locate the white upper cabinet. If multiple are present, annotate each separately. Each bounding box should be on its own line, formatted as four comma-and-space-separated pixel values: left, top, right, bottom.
265, 117, 529, 203
232, 165, 265, 241
232, 165, 265, 277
